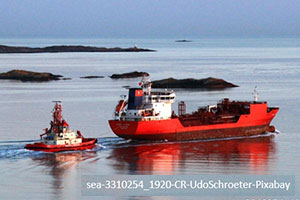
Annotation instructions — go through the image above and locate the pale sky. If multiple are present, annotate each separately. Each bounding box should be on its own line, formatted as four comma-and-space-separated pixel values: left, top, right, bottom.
0, 0, 299, 38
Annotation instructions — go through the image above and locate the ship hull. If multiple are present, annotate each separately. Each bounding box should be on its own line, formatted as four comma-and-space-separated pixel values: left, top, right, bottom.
108, 108, 279, 141
110, 123, 271, 141
25, 138, 97, 152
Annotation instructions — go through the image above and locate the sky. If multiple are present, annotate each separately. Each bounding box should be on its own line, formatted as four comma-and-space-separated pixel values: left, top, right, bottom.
0, 0, 300, 38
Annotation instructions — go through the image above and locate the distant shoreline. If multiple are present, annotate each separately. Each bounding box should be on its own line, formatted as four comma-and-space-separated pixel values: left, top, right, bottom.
0, 44, 155, 53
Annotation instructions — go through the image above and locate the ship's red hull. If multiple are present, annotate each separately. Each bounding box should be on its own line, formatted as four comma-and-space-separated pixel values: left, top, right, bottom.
25, 138, 97, 152
109, 106, 279, 141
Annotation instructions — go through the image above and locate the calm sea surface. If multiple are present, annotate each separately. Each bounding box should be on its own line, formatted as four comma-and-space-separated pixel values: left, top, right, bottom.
0, 38, 300, 199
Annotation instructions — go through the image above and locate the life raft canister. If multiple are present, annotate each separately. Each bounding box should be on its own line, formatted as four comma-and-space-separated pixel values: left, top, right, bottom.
115, 100, 127, 113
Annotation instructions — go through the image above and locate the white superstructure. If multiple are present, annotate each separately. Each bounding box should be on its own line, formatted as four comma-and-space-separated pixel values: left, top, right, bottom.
114, 77, 175, 121
39, 102, 83, 146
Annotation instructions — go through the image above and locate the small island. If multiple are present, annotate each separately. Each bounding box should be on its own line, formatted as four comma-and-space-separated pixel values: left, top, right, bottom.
175, 40, 192, 42
0, 70, 63, 82
110, 71, 149, 79
0, 45, 155, 53
151, 77, 238, 89
80, 76, 104, 79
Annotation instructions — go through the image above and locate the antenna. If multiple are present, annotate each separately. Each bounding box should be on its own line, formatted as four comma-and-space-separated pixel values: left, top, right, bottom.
252, 86, 259, 102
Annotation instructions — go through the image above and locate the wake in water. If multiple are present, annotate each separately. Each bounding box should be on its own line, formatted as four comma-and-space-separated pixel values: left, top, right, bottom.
0, 137, 125, 160
0, 141, 43, 159
0, 131, 279, 160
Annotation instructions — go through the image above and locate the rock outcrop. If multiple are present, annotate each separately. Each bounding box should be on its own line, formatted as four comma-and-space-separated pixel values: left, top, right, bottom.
0, 70, 63, 82
175, 40, 192, 42
151, 77, 238, 89
80, 76, 104, 79
110, 71, 149, 79
0, 45, 155, 53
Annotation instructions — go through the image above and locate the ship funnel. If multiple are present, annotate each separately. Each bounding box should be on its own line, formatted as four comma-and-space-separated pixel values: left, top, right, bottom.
128, 88, 143, 109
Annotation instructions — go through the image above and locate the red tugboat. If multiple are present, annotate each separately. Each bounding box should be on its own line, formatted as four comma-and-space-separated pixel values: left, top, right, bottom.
109, 77, 279, 141
25, 101, 97, 152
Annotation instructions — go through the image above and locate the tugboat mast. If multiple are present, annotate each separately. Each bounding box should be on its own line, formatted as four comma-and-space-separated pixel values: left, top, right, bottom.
52, 101, 63, 134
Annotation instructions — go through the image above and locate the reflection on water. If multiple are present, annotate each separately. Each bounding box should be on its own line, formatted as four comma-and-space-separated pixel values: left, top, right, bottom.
31, 151, 97, 200
0, 135, 279, 199
109, 135, 277, 175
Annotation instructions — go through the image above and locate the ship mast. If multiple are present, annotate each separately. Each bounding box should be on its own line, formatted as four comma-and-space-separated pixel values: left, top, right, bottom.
52, 101, 63, 133
140, 76, 152, 96
252, 86, 259, 102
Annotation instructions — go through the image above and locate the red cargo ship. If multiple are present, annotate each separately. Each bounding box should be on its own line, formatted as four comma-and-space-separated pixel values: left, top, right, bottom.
109, 77, 279, 141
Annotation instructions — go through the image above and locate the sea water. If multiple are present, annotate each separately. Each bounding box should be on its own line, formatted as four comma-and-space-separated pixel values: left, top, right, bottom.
0, 38, 300, 199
